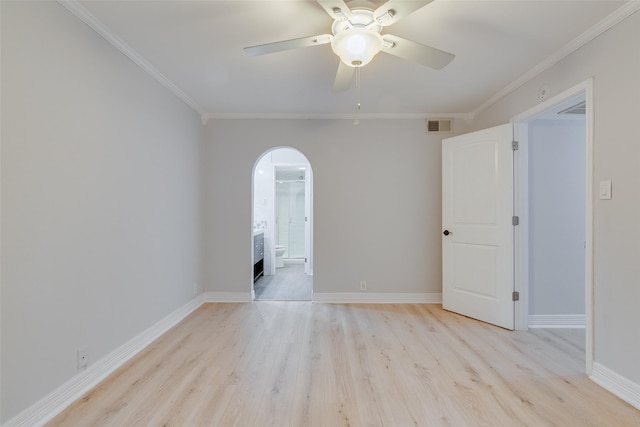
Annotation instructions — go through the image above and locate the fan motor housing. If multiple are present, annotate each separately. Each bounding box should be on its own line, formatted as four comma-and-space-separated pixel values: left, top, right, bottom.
331, 9, 382, 36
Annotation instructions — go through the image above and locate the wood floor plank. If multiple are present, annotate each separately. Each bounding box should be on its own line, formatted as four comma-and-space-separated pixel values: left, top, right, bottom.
47, 303, 640, 426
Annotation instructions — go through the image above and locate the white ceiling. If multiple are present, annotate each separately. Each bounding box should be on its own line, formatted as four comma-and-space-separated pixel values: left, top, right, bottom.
73, 0, 629, 118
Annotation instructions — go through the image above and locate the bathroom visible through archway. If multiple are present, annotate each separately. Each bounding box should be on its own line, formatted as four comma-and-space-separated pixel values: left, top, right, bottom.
252, 147, 313, 301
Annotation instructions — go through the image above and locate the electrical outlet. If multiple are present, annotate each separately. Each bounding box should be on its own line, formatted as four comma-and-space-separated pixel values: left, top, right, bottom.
193, 283, 199, 295
77, 347, 88, 370
360, 280, 367, 291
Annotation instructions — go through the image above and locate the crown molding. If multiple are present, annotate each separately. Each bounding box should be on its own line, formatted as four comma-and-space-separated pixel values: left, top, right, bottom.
470, 0, 640, 120
58, 0, 204, 115
59, 0, 638, 125
200, 112, 472, 125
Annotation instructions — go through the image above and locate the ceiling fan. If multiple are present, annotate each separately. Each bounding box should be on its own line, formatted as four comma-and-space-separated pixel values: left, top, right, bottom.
244, 0, 455, 91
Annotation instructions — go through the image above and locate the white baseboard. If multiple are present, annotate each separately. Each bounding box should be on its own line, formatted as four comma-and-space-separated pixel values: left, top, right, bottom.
528, 314, 586, 328
313, 292, 442, 304
591, 362, 640, 411
9, 292, 638, 426
2, 296, 203, 427
200, 291, 441, 304
2, 290, 437, 426
199, 291, 442, 304
201, 291, 253, 303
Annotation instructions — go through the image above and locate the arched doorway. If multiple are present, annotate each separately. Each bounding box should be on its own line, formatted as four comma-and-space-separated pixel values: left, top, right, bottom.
252, 147, 313, 300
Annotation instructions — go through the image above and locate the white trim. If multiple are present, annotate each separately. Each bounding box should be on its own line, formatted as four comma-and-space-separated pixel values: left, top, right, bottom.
584, 79, 595, 375
511, 80, 593, 123
591, 363, 640, 411
472, 1, 640, 119
201, 112, 472, 124
2, 296, 203, 427
313, 292, 442, 304
56, 0, 640, 124
14, 288, 638, 427
201, 291, 253, 303
57, 0, 203, 114
0, 291, 441, 425
528, 314, 586, 328
511, 78, 594, 375
512, 122, 529, 331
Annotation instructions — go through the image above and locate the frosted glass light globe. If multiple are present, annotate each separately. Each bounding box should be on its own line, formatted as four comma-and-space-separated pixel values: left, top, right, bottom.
331, 28, 383, 67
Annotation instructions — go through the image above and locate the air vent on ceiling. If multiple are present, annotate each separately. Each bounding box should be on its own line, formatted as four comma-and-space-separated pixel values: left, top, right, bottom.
558, 101, 586, 115
426, 118, 453, 134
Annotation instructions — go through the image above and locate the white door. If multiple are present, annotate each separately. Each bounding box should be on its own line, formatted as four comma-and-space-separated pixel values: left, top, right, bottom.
442, 124, 514, 329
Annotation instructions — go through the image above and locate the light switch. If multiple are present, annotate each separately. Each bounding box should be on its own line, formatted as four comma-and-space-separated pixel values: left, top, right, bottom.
599, 180, 612, 200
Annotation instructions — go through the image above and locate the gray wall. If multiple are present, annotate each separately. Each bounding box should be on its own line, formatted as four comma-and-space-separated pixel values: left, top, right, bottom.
1, 2, 202, 421
203, 119, 454, 296
528, 119, 586, 315
471, 11, 640, 386
3, 0, 639, 422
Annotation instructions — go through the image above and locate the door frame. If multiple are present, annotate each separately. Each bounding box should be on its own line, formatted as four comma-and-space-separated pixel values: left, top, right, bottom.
511, 78, 594, 374
251, 147, 314, 299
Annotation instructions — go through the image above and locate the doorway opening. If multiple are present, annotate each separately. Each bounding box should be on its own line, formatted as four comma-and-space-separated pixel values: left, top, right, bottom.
252, 147, 313, 301
512, 79, 593, 374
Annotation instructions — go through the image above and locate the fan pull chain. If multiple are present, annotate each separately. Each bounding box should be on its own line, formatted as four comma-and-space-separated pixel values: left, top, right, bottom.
354, 65, 361, 125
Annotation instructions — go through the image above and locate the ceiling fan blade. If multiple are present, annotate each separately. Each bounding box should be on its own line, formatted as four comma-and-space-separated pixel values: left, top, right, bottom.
381, 34, 454, 70
316, 0, 353, 21
244, 34, 333, 56
374, 0, 433, 26
333, 61, 354, 92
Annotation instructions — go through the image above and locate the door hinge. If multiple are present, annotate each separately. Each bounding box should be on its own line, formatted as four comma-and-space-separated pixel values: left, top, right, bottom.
512, 140, 519, 151
512, 216, 520, 226
512, 291, 520, 301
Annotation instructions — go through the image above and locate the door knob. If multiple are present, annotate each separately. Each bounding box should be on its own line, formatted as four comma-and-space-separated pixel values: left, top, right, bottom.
443, 230, 452, 236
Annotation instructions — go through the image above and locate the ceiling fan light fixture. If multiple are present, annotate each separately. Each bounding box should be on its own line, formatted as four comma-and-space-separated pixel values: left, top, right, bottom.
331, 28, 383, 67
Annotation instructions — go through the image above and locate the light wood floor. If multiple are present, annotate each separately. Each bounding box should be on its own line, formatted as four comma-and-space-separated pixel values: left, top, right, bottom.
48, 303, 639, 426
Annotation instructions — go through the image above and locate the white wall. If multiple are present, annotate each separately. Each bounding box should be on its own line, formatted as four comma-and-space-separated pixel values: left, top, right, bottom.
1, 2, 202, 421
253, 155, 274, 233
203, 119, 456, 296
471, 11, 640, 386
271, 148, 309, 166
528, 119, 585, 315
